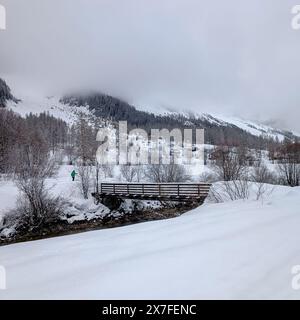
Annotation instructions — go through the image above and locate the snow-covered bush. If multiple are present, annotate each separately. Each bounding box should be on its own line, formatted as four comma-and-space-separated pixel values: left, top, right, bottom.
2, 134, 70, 236
208, 180, 275, 203
1, 193, 67, 236
251, 163, 277, 184
250, 163, 277, 200
198, 171, 218, 183
208, 180, 250, 203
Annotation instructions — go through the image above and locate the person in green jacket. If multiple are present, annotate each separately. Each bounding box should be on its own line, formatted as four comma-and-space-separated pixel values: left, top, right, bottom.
71, 170, 77, 181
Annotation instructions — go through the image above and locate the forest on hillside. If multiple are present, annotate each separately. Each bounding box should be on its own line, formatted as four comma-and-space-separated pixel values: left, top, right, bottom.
61, 93, 293, 148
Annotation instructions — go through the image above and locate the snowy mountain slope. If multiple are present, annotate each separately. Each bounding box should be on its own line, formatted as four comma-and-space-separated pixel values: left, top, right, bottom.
8, 94, 296, 142
6, 95, 94, 125
0, 185, 299, 299
199, 113, 295, 142
157, 110, 297, 142
60, 94, 300, 143
1, 77, 298, 142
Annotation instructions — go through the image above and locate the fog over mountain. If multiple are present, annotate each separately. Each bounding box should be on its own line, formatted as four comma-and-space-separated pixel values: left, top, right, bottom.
0, 0, 300, 131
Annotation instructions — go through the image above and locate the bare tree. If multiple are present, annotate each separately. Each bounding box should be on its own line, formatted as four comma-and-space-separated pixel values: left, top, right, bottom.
94, 162, 101, 194
252, 163, 273, 184
277, 143, 300, 187
64, 145, 76, 165
145, 164, 190, 183
251, 162, 276, 200
101, 164, 114, 178
75, 116, 96, 165
208, 179, 250, 203
11, 140, 65, 232
120, 165, 137, 182
209, 145, 250, 202
135, 165, 144, 182
211, 145, 248, 181
78, 163, 93, 199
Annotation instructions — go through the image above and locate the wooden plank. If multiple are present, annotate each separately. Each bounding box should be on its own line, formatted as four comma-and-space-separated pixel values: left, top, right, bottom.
100, 183, 212, 187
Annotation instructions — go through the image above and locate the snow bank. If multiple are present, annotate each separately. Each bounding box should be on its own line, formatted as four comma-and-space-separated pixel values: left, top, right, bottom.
0, 180, 19, 222
0, 166, 111, 234
0, 185, 300, 299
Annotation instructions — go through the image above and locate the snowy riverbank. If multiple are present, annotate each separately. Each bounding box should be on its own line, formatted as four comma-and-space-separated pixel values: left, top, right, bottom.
0, 185, 299, 299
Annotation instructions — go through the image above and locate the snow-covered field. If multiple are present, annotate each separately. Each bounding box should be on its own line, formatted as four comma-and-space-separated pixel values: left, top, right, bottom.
0, 165, 119, 229
0, 184, 300, 299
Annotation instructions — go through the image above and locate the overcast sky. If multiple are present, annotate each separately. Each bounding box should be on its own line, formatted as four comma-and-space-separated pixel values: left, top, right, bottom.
0, 0, 299, 130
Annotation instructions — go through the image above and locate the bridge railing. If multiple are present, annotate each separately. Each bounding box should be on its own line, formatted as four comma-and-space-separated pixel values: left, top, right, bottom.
98, 183, 211, 198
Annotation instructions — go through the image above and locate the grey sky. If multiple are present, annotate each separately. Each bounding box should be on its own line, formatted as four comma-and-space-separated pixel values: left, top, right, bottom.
0, 0, 299, 131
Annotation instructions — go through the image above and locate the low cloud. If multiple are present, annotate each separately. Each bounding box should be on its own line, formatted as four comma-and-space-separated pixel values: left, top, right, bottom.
0, 0, 299, 131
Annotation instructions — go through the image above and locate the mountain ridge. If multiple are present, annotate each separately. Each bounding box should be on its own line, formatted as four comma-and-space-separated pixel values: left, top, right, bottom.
1, 78, 298, 147
61, 92, 297, 145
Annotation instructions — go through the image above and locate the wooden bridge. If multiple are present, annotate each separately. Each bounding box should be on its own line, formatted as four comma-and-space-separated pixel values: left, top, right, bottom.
92, 182, 211, 203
